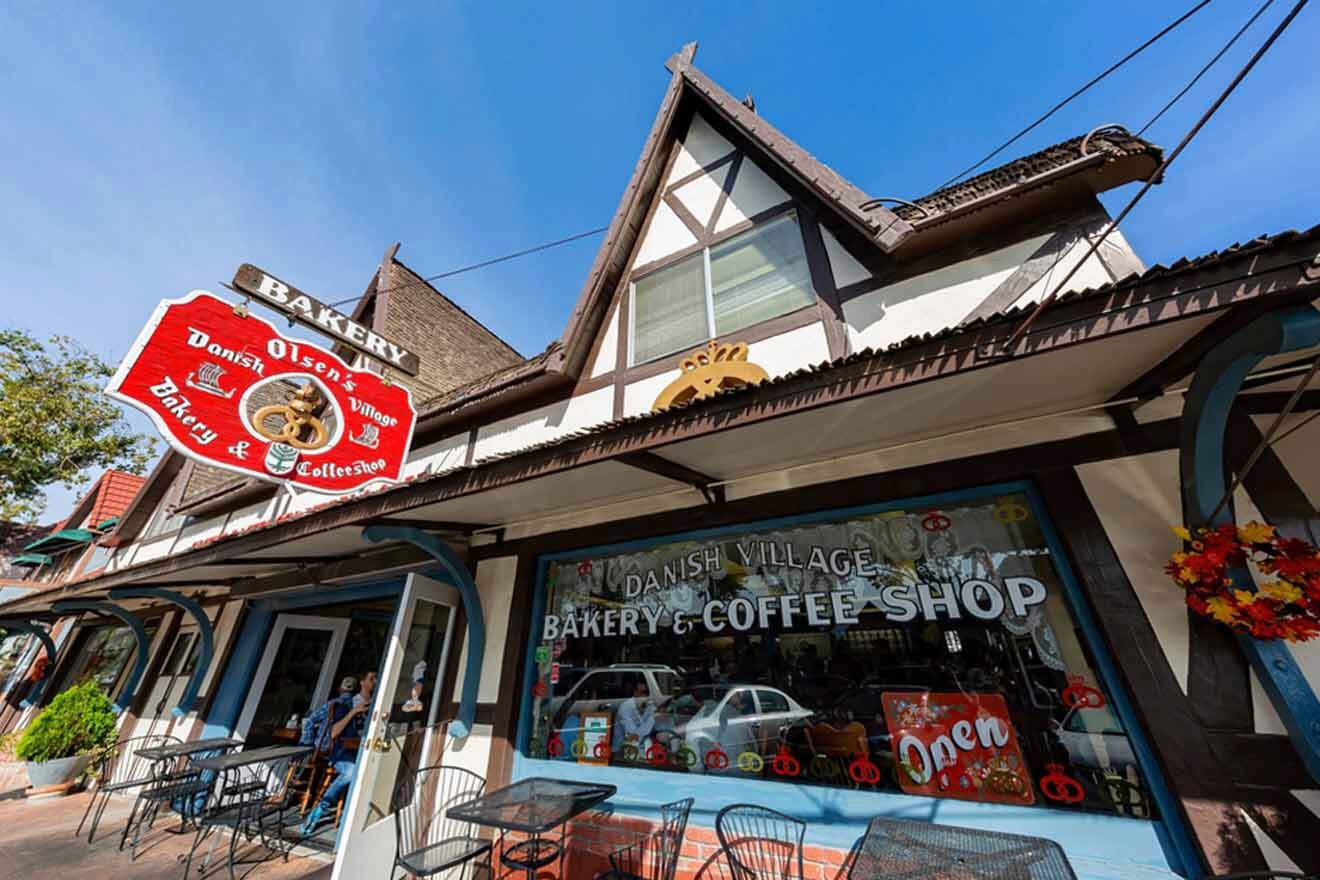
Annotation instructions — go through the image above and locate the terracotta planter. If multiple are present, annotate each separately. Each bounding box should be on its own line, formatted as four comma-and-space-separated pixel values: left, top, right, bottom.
24, 753, 93, 789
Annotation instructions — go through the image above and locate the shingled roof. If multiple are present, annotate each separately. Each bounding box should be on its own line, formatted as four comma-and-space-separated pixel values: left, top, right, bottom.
897, 127, 1163, 225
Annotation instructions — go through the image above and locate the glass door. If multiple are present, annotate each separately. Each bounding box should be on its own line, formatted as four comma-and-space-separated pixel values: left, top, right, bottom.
332, 574, 459, 880
235, 614, 350, 745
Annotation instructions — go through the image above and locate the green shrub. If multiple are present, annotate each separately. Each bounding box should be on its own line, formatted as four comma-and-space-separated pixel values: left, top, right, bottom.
15, 680, 118, 763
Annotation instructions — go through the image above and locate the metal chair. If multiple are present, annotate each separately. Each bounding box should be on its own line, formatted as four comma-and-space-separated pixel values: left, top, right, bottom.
75, 733, 180, 844
181, 750, 310, 880
121, 740, 237, 860
392, 764, 491, 879
600, 797, 694, 880
715, 804, 805, 880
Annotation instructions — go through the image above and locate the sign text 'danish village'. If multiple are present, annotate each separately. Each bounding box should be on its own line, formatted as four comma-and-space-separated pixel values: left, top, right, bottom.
106, 290, 417, 494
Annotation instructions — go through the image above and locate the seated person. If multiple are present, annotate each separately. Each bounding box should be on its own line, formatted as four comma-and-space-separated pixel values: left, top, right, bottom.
300, 670, 376, 835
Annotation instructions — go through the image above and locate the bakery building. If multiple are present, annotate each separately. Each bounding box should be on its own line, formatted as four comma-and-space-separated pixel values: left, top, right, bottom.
2, 44, 1320, 879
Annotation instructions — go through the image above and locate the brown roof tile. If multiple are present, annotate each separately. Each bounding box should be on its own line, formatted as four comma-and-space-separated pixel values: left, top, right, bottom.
898, 127, 1162, 223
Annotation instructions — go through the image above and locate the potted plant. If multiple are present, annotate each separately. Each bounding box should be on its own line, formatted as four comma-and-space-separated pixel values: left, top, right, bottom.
15, 680, 118, 789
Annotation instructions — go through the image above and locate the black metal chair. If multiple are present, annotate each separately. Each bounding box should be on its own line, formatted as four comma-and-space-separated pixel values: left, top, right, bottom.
121, 740, 237, 860
181, 749, 310, 880
599, 797, 694, 880
75, 733, 180, 844
715, 804, 805, 880
392, 764, 491, 880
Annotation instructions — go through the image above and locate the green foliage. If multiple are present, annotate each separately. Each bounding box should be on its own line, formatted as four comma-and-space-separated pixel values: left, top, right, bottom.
0, 329, 155, 522
15, 680, 118, 763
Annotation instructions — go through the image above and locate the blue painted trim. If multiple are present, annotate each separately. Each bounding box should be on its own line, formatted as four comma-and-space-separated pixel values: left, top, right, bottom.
0, 619, 57, 707
51, 600, 151, 714
1179, 304, 1320, 783
1024, 485, 1197, 876
360, 526, 484, 739
200, 577, 407, 739
512, 481, 1189, 873
109, 588, 214, 717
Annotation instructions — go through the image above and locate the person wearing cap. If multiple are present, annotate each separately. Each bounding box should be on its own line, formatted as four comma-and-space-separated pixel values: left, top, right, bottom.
301, 670, 377, 836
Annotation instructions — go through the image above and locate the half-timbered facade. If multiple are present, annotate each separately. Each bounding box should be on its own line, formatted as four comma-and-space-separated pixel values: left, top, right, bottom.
3, 45, 1319, 879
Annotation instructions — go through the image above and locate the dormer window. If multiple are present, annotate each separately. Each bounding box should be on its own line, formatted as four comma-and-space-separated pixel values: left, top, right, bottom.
630, 211, 814, 365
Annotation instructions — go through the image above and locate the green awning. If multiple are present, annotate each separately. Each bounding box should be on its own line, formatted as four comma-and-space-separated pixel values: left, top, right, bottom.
95, 517, 118, 531
11, 553, 52, 567
25, 528, 97, 554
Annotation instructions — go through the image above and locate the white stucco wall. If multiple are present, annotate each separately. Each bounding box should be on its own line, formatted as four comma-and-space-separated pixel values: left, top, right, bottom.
666, 113, 735, 184
844, 234, 1046, 351
472, 386, 614, 462
633, 201, 697, 268
715, 158, 790, 232
821, 224, 871, 288
843, 230, 1117, 353
404, 432, 469, 478
590, 305, 620, 378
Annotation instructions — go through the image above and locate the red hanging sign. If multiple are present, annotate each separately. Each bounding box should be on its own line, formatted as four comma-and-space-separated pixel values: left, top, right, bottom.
106, 291, 416, 495
882, 691, 1034, 806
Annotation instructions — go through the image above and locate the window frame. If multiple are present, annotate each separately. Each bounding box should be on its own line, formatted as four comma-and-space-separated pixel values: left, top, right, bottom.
515, 479, 1184, 842
627, 209, 815, 368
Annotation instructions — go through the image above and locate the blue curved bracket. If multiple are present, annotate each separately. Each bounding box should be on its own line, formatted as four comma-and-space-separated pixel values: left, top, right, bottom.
51, 600, 151, 714
361, 526, 484, 739
0, 619, 57, 707
1180, 304, 1320, 782
109, 588, 213, 717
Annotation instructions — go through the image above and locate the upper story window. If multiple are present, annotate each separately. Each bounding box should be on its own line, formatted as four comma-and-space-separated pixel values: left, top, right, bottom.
630, 211, 815, 365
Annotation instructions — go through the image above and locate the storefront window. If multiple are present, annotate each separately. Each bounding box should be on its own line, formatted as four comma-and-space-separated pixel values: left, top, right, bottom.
527, 489, 1154, 818
61, 621, 157, 701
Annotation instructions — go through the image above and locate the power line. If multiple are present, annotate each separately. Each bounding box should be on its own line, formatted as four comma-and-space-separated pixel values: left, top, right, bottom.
326, 225, 608, 309
1139, 0, 1276, 135
1003, 0, 1309, 354
935, 0, 1213, 191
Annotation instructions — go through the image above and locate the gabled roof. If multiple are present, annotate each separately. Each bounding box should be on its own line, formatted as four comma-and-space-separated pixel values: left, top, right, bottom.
414, 46, 1161, 430
57, 469, 146, 535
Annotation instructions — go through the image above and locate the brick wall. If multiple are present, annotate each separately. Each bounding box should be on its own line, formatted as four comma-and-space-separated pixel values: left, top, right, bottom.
375, 257, 523, 401
490, 810, 854, 880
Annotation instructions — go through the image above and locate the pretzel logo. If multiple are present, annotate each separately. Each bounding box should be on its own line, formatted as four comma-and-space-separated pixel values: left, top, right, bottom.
251, 383, 330, 450
652, 340, 770, 411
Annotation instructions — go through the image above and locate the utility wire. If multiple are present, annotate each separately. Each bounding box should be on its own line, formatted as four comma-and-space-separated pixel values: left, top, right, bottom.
1002, 0, 1309, 355
935, 0, 1213, 191
1138, 0, 1276, 135
325, 225, 608, 309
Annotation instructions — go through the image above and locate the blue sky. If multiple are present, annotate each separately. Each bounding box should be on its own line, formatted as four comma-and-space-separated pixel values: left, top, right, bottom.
4, 2, 1318, 521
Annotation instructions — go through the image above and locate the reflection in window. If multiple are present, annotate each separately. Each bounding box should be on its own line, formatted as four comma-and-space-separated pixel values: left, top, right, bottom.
630, 212, 815, 365
529, 491, 1155, 819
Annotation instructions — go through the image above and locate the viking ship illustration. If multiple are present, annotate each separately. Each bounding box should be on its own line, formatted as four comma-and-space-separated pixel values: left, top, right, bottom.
186, 362, 236, 399
349, 422, 380, 449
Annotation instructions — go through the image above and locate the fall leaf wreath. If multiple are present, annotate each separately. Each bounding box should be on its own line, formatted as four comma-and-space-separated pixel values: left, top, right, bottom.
1166, 521, 1320, 642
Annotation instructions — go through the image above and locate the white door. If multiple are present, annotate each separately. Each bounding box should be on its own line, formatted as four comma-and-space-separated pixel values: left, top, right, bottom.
235, 614, 350, 740
129, 628, 199, 741
332, 574, 460, 880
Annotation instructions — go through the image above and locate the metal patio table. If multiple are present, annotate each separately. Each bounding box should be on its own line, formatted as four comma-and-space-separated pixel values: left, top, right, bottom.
849, 817, 1078, 880
120, 737, 245, 858
448, 776, 617, 879
182, 744, 314, 878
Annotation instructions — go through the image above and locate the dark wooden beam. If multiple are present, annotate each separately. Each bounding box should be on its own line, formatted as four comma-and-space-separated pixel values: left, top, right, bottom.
617, 451, 725, 504
199, 554, 358, 567
1236, 389, 1320, 415
360, 518, 491, 534
229, 543, 434, 598
1240, 355, 1317, 391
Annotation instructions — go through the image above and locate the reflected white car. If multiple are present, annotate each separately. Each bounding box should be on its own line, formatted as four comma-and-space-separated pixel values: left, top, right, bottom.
676, 684, 812, 773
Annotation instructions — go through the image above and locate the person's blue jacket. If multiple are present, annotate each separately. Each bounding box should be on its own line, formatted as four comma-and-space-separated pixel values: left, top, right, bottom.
300, 692, 363, 763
